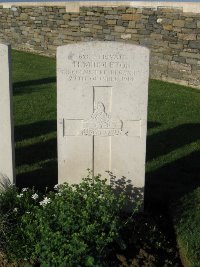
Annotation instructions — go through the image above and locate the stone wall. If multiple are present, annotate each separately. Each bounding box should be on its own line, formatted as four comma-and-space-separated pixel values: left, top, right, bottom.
1, 2, 200, 88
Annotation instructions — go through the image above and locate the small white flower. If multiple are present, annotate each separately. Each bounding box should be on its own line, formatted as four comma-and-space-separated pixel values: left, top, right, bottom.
13, 208, 18, 212
39, 197, 51, 207
98, 193, 103, 199
54, 184, 59, 190
26, 211, 30, 214
31, 193, 39, 200
17, 193, 23, 198
22, 188, 28, 192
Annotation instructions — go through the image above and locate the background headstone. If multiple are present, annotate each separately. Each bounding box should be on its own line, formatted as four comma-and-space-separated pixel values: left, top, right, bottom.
0, 43, 15, 184
57, 42, 149, 191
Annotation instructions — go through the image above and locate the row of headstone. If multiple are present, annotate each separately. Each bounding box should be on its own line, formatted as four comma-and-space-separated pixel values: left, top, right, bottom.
0, 41, 149, 202
0, 43, 15, 186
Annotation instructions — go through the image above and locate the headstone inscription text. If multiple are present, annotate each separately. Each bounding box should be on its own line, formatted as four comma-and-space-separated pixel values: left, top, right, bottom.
57, 42, 149, 188
57, 51, 142, 83
0, 43, 15, 183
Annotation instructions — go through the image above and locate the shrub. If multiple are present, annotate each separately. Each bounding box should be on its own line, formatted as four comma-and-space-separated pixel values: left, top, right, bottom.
0, 172, 129, 266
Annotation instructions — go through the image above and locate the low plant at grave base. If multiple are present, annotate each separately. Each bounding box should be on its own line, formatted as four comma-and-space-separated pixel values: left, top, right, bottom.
0, 172, 132, 266
172, 187, 200, 267
0, 184, 43, 258
0, 175, 182, 267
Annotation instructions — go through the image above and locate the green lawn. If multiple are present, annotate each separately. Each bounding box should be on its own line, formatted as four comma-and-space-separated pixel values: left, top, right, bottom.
173, 187, 200, 267
12, 49, 200, 208
146, 79, 200, 211
10, 49, 200, 267
13, 50, 57, 188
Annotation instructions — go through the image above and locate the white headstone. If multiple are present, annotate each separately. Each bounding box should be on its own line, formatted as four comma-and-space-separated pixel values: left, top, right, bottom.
57, 42, 149, 191
0, 43, 15, 183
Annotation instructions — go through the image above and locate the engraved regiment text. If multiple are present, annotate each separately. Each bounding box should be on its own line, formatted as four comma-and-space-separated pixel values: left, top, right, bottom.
58, 53, 143, 82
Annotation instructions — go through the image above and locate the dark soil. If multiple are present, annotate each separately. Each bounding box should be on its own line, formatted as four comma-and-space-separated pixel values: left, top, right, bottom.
105, 213, 183, 267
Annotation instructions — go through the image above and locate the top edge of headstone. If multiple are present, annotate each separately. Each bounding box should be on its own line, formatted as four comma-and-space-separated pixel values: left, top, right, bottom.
0, 43, 10, 49
57, 41, 149, 54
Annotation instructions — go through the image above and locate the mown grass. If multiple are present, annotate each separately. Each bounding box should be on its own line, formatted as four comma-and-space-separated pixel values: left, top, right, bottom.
146, 79, 200, 210
12, 50, 200, 266
13, 50, 57, 188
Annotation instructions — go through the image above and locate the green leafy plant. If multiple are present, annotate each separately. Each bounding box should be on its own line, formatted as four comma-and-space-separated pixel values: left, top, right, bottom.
0, 173, 182, 266
0, 183, 43, 261
0, 172, 130, 266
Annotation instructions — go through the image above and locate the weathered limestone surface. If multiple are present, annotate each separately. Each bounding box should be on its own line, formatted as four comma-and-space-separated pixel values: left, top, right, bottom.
57, 42, 149, 189
0, 43, 15, 183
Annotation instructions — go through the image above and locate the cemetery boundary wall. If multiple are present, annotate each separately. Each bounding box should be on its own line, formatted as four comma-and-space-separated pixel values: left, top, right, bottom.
1, 1, 200, 88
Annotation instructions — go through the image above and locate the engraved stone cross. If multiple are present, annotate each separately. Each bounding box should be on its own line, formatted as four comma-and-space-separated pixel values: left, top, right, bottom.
59, 86, 141, 176
62, 101, 140, 137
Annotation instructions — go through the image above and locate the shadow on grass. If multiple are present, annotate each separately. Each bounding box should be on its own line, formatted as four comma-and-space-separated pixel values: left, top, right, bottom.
13, 77, 56, 95
145, 123, 200, 211
15, 138, 57, 166
13, 77, 56, 88
145, 150, 200, 212
147, 121, 161, 129
15, 120, 56, 142
16, 160, 58, 191
146, 123, 200, 161
15, 120, 57, 190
